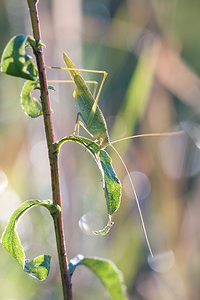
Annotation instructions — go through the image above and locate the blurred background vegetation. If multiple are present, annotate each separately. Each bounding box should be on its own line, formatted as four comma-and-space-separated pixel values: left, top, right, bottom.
1, 0, 200, 299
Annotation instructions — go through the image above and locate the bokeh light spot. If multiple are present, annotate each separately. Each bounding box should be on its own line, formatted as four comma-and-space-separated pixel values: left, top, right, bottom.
148, 250, 175, 273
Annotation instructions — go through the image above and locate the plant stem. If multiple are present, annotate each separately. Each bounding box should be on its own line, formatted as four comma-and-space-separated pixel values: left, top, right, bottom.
27, 1, 72, 299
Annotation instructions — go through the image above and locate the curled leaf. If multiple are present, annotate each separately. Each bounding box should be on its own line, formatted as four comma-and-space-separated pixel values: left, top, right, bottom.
24, 255, 51, 280
93, 215, 114, 236
1, 200, 59, 280
1, 34, 38, 80
56, 136, 122, 233
21, 80, 42, 118
69, 255, 128, 300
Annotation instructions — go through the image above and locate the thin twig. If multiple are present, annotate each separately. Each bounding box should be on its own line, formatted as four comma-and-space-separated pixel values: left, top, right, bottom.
27, 1, 72, 299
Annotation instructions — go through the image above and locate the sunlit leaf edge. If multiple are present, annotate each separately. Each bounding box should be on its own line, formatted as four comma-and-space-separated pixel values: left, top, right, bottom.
1, 199, 59, 280
1, 34, 38, 80
20, 80, 43, 118
56, 136, 122, 228
69, 254, 128, 300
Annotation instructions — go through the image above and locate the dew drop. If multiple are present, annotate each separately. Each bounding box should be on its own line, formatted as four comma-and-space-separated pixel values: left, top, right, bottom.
79, 212, 104, 235
148, 250, 175, 273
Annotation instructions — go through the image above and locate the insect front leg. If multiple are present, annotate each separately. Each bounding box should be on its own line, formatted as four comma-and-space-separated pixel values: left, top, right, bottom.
72, 112, 81, 136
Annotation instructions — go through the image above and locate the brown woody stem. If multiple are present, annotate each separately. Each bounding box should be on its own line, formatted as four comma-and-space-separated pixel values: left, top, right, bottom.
27, 1, 72, 299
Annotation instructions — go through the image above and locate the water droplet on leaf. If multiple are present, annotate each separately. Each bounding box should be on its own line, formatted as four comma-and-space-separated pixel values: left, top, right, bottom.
79, 212, 103, 235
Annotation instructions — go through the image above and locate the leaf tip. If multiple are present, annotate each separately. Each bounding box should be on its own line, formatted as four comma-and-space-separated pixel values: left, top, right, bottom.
24, 255, 51, 280
93, 216, 114, 236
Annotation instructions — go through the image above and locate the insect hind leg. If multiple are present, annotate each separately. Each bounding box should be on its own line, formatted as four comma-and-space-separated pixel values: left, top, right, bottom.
88, 71, 107, 127
46, 65, 106, 101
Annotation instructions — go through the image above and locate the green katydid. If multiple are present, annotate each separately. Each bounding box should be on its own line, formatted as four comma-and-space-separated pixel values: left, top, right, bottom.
46, 53, 184, 258
47, 53, 109, 148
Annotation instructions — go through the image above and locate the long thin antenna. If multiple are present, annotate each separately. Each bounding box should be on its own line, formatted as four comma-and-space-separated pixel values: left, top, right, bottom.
111, 130, 185, 145
109, 143, 154, 258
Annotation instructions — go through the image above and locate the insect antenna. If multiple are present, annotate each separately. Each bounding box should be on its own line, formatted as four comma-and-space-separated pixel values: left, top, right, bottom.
111, 130, 185, 145
108, 143, 154, 258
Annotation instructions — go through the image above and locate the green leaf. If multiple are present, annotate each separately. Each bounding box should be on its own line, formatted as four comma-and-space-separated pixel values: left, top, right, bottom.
21, 80, 42, 118
1, 34, 38, 80
1, 199, 59, 280
56, 136, 122, 233
99, 149, 121, 215
69, 255, 128, 300
93, 215, 113, 235
24, 255, 51, 280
